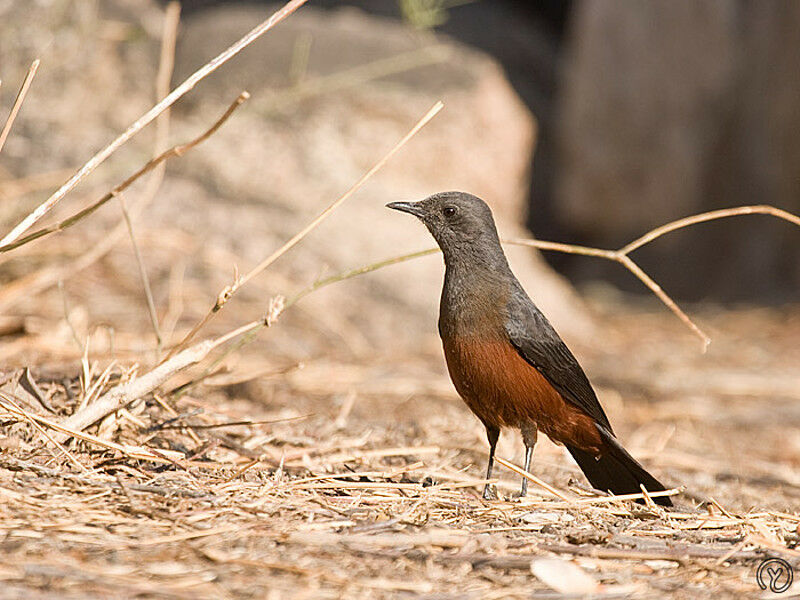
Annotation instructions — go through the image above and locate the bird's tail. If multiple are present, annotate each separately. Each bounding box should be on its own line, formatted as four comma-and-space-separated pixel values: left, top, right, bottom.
566, 427, 672, 507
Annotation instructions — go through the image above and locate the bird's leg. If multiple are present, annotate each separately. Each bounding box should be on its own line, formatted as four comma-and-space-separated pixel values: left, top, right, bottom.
482, 425, 500, 500
519, 422, 538, 497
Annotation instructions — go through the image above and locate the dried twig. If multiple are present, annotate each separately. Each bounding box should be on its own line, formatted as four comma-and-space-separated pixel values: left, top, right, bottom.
0, 0, 308, 246
507, 204, 800, 350
289, 248, 440, 305
117, 0, 181, 356
58, 339, 217, 435
151, 414, 310, 431
0, 93, 249, 255
0, 393, 87, 472
0, 2, 185, 320
0, 59, 39, 154
119, 197, 162, 349
57, 299, 284, 435
493, 456, 572, 501
618, 204, 800, 254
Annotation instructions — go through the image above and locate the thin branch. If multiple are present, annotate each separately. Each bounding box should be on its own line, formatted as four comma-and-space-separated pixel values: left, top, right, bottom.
219, 101, 442, 307
151, 414, 310, 431
0, 393, 87, 473
493, 456, 572, 502
165, 100, 444, 359
0, 0, 308, 246
288, 248, 441, 305
57, 301, 284, 436
156, 3, 181, 133
617, 254, 707, 346
504, 202, 800, 349
0, 59, 39, 154
0, 92, 249, 255
285, 204, 799, 352
0, 93, 246, 315
620, 204, 800, 255
119, 197, 162, 348
133, 0, 181, 358
58, 339, 217, 436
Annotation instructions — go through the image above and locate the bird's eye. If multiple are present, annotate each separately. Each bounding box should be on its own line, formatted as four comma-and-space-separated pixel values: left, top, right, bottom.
443, 206, 457, 217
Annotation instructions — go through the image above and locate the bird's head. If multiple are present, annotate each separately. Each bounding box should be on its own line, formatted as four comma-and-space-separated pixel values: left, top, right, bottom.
386, 191, 503, 262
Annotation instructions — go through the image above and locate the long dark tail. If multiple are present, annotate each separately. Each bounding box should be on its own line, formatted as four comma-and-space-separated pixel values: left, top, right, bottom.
567, 427, 672, 507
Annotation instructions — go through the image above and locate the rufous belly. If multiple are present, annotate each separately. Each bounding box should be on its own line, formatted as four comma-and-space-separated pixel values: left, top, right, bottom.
443, 335, 603, 453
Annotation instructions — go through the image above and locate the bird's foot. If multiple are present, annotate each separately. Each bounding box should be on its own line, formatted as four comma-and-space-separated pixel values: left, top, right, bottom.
481, 484, 497, 500
511, 481, 529, 499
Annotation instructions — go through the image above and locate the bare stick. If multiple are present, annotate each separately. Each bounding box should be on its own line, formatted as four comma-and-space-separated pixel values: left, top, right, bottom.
156, 3, 181, 137
131, 0, 181, 357
493, 456, 572, 502
0, 393, 87, 472
620, 204, 800, 254
0, 94, 246, 316
166, 100, 444, 359
506, 202, 800, 350
288, 248, 441, 305
119, 197, 162, 348
617, 254, 707, 346
58, 297, 283, 435
188, 249, 441, 382
58, 339, 216, 435
0, 59, 39, 154
510, 236, 713, 348
0, 0, 308, 246
0, 5, 181, 306
0, 92, 249, 255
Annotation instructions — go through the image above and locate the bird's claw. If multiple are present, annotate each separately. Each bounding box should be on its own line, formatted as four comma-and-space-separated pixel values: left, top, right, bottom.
482, 484, 498, 500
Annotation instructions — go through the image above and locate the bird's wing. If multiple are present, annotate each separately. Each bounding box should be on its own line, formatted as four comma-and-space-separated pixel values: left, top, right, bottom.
504, 288, 613, 432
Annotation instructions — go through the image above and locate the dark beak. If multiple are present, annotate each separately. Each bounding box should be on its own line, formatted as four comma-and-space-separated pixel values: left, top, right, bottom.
386, 201, 425, 219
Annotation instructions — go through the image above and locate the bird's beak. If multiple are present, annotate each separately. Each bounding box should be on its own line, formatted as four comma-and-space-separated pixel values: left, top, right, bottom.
386, 201, 426, 219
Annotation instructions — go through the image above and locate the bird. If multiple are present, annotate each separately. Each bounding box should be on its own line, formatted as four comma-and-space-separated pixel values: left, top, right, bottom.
386, 191, 672, 506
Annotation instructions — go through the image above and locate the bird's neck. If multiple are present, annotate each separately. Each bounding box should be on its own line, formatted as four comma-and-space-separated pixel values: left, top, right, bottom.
439, 250, 514, 339
440, 234, 511, 274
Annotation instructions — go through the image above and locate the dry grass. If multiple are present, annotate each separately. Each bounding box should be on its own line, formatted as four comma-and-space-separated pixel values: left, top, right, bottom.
1, 303, 799, 599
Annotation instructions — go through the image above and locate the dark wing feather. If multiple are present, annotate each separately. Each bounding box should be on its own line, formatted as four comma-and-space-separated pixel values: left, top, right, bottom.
504, 286, 613, 432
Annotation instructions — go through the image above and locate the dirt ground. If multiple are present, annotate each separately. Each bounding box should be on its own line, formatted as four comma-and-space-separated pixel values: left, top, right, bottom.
1, 296, 799, 599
